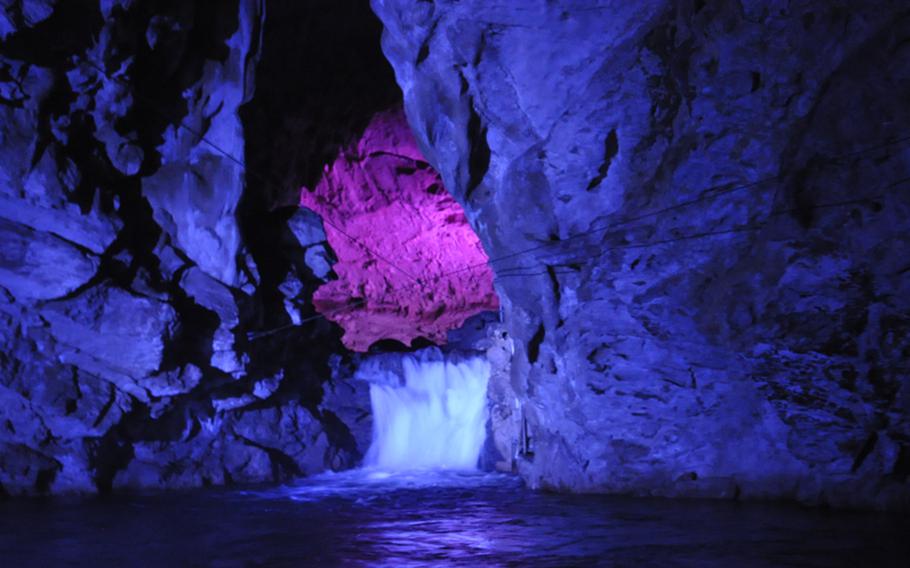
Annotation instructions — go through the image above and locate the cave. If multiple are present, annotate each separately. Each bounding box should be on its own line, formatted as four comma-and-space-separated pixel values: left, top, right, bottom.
1, 0, 909, 564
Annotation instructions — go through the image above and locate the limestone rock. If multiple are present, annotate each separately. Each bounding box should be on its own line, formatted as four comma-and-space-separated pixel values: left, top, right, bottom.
0, 0, 375, 495
180, 267, 243, 376
299, 107, 499, 351
373, 0, 910, 509
39, 284, 177, 389
0, 217, 99, 301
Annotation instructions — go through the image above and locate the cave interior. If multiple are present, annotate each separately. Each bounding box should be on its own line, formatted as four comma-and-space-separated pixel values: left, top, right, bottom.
1, 0, 909, 564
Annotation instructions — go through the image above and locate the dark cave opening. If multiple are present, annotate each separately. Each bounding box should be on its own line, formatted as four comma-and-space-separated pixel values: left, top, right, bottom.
237, 0, 402, 334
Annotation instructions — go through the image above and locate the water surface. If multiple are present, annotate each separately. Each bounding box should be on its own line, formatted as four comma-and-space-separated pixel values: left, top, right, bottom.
1, 470, 907, 567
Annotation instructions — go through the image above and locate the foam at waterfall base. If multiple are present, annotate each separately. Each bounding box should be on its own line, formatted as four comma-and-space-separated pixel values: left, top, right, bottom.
361, 348, 490, 471
265, 469, 515, 502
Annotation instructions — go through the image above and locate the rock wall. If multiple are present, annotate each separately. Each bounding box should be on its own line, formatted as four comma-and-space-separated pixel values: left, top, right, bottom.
0, 0, 374, 496
373, 0, 910, 509
300, 107, 499, 352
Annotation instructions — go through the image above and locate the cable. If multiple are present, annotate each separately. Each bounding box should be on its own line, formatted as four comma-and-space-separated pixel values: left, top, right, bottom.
248, 167, 907, 340
494, 176, 910, 274
316, 217, 420, 282
423, 133, 910, 284
250, 172, 907, 341
245, 145, 910, 338
245, 299, 366, 341
79, 56, 910, 339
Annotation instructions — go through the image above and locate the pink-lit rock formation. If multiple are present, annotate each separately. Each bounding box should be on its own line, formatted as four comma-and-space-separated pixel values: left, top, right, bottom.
299, 108, 498, 351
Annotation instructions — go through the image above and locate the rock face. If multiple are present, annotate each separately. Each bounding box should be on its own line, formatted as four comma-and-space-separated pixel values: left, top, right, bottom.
300, 107, 499, 351
0, 0, 379, 496
373, 0, 910, 509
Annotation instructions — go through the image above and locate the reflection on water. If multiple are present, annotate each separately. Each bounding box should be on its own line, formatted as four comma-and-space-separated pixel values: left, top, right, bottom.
1, 470, 908, 567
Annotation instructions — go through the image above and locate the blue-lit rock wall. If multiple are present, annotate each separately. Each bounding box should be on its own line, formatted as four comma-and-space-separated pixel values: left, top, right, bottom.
373, 0, 910, 509
0, 0, 376, 495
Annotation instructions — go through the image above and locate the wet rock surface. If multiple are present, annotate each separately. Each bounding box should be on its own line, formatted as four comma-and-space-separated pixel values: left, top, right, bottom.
373, 0, 910, 509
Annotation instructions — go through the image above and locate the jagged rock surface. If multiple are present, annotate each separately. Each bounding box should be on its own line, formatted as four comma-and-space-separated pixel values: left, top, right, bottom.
0, 0, 373, 496
373, 0, 910, 509
299, 107, 499, 351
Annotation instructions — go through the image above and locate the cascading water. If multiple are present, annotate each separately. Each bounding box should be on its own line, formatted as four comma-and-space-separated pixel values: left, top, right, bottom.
361, 349, 490, 471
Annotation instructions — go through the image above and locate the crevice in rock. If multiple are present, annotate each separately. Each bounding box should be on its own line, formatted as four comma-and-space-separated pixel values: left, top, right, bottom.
528, 323, 545, 365
416, 18, 439, 65
463, 95, 490, 202
851, 432, 878, 472
318, 409, 359, 464
158, 272, 219, 375
784, 158, 820, 228
91, 383, 116, 429
641, 10, 692, 136
750, 70, 762, 92
233, 432, 301, 482
585, 129, 618, 192
893, 445, 910, 480
88, 429, 135, 494
34, 464, 59, 494
546, 265, 562, 306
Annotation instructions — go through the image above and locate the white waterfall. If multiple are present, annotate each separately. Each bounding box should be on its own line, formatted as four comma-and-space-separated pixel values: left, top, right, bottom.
363, 350, 490, 471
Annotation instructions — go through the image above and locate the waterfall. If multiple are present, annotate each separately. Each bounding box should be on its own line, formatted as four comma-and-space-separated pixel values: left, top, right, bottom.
362, 350, 490, 471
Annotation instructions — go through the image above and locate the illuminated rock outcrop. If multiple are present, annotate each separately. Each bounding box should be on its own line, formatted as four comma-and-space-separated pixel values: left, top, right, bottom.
300, 108, 498, 351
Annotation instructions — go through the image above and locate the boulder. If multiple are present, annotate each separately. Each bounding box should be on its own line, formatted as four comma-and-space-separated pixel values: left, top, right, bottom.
0, 218, 99, 301
40, 284, 177, 397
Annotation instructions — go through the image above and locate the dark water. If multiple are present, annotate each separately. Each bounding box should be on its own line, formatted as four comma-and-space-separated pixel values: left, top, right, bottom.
1, 470, 908, 567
